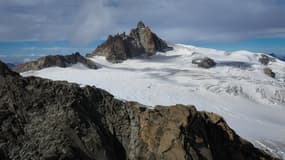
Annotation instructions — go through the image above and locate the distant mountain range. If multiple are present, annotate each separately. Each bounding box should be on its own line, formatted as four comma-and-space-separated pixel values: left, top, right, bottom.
6, 63, 15, 68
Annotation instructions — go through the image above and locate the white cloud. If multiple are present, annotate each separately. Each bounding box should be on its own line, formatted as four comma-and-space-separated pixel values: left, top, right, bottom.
0, 0, 285, 44
70, 0, 113, 45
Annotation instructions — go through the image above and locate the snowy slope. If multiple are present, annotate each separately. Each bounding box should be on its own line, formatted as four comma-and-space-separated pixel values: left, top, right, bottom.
22, 44, 285, 158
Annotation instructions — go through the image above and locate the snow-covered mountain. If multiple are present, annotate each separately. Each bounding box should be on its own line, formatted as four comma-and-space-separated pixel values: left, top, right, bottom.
22, 44, 285, 158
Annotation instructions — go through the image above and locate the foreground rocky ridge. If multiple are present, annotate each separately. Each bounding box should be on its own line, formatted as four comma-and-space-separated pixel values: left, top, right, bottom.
87, 21, 172, 63
0, 61, 278, 160
13, 52, 97, 73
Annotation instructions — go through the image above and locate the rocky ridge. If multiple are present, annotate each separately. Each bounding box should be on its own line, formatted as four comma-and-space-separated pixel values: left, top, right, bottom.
0, 60, 278, 160
13, 52, 97, 73
87, 21, 172, 63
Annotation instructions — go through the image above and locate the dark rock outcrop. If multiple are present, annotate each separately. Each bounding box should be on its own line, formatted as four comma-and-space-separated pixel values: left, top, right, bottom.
0, 60, 19, 77
87, 21, 172, 63
13, 52, 97, 73
263, 67, 276, 78
259, 54, 276, 65
192, 57, 217, 68
0, 61, 278, 160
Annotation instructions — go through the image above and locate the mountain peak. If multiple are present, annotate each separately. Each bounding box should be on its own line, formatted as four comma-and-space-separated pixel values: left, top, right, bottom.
137, 21, 146, 29
87, 22, 172, 63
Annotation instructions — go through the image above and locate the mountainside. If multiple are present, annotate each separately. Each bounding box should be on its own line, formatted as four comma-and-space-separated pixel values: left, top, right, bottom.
13, 52, 97, 73
86, 21, 172, 63
0, 61, 19, 77
22, 44, 285, 158
0, 60, 278, 159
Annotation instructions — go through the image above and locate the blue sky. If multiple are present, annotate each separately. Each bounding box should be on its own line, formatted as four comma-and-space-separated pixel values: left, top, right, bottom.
0, 0, 285, 63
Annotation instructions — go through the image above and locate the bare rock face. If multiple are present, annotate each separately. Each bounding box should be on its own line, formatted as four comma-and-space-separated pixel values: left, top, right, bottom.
13, 52, 97, 73
89, 34, 129, 63
87, 21, 172, 63
0, 61, 278, 160
192, 57, 217, 68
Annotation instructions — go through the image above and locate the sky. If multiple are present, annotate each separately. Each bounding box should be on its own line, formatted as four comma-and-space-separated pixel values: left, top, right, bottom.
0, 0, 285, 63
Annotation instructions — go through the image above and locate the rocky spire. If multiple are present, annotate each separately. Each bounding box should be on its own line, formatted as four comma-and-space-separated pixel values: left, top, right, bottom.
137, 21, 146, 29
88, 21, 173, 63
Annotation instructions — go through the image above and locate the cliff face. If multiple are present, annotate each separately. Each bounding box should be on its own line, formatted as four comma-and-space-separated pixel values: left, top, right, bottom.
0, 61, 278, 160
13, 52, 97, 73
87, 21, 172, 63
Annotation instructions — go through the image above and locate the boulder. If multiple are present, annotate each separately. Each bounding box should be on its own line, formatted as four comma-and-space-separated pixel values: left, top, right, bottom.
263, 67, 276, 78
87, 21, 173, 63
0, 60, 278, 160
13, 52, 97, 73
192, 57, 216, 68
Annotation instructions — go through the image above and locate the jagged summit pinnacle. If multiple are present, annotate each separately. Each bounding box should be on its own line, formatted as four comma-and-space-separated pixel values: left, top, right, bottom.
87, 21, 173, 63
137, 21, 146, 29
